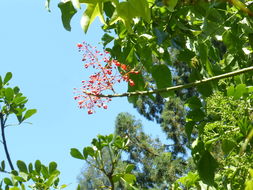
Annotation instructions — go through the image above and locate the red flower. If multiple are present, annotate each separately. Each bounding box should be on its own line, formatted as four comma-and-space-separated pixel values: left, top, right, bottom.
77, 43, 83, 48
121, 64, 127, 71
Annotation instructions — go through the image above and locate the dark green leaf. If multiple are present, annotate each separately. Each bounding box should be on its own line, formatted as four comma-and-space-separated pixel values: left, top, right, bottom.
3, 72, 12, 85
70, 148, 84, 160
17, 160, 28, 173
49, 162, 57, 174
1, 161, 5, 171
83, 146, 94, 158
197, 150, 218, 186
35, 160, 41, 173
41, 165, 49, 179
151, 65, 172, 98
187, 109, 205, 122
185, 121, 195, 140
3, 178, 12, 186
58, 1, 77, 31
102, 33, 114, 47
0, 76, 2, 88
186, 96, 202, 109
103, 1, 115, 18
222, 139, 236, 155
28, 163, 33, 173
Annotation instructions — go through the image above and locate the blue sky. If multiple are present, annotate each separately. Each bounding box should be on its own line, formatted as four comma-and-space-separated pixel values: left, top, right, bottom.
0, 0, 164, 189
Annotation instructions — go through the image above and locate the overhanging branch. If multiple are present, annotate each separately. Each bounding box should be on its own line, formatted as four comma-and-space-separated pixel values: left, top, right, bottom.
86, 66, 253, 98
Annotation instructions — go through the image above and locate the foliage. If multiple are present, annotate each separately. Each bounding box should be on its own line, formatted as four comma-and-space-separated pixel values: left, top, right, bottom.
0, 73, 66, 190
52, 0, 253, 188
71, 134, 137, 190
78, 112, 194, 189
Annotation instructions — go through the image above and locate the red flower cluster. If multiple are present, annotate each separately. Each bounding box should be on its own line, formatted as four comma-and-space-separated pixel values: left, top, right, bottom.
74, 42, 139, 114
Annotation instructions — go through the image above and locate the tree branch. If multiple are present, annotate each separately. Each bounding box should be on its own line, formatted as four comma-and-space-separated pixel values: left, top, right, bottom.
0, 113, 14, 171
86, 66, 253, 98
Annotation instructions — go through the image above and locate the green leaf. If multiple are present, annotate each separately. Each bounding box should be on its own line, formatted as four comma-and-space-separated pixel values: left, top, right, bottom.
70, 148, 84, 160
125, 164, 135, 173
3, 178, 13, 186
102, 33, 114, 46
35, 160, 41, 173
187, 109, 205, 122
227, 85, 235, 97
167, 0, 178, 12
5, 88, 14, 102
222, 139, 236, 155
177, 172, 199, 188
4, 72, 12, 85
83, 146, 94, 158
185, 121, 195, 140
49, 162, 57, 174
41, 165, 49, 179
46, 171, 60, 186
197, 150, 218, 186
186, 96, 202, 109
28, 163, 33, 173
0, 76, 2, 88
22, 109, 37, 122
122, 173, 136, 184
151, 65, 172, 98
234, 84, 247, 99
17, 160, 28, 173
58, 1, 77, 31
103, 1, 115, 18
81, 2, 105, 33
1, 160, 5, 171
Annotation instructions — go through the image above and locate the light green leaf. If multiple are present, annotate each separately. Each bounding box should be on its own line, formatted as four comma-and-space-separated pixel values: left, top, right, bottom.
58, 1, 77, 31
122, 174, 136, 184
4, 72, 12, 85
5, 88, 14, 102
81, 2, 105, 33
46, 171, 60, 186
22, 109, 37, 122
125, 164, 135, 173
71, 0, 81, 9
167, 0, 178, 12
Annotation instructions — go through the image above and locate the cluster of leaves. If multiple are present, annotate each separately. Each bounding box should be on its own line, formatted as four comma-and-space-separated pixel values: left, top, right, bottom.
173, 84, 253, 189
71, 134, 137, 190
0, 72, 36, 124
0, 160, 66, 190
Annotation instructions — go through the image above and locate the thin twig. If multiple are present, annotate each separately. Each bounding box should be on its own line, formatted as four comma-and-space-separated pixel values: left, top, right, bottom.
85, 66, 253, 98
0, 113, 14, 170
